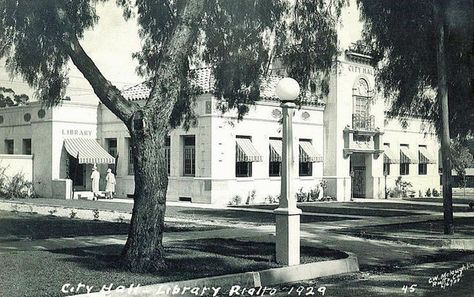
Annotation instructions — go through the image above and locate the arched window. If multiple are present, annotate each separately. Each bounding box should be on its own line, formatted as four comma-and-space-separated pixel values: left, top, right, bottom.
352, 78, 373, 130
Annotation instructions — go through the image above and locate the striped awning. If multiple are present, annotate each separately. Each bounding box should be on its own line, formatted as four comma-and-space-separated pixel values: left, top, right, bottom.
419, 147, 436, 164
269, 139, 282, 162
400, 146, 419, 164
299, 141, 323, 163
236, 138, 263, 162
64, 138, 115, 164
383, 145, 400, 164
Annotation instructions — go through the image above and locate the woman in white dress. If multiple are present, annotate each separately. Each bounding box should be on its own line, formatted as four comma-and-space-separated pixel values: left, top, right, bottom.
105, 168, 116, 199
90, 165, 100, 200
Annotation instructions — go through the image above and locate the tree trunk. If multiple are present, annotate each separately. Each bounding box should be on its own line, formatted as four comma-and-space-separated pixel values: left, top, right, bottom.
434, 0, 454, 235
58, 0, 206, 271
122, 122, 169, 272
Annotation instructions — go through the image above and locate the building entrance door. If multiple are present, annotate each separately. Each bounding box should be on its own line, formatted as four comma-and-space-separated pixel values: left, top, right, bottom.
68, 155, 86, 190
352, 166, 366, 198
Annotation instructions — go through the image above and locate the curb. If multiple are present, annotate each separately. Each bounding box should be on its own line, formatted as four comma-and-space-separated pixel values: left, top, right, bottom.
73, 253, 359, 296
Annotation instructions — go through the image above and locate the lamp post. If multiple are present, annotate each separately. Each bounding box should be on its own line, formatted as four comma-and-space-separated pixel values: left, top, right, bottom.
383, 169, 388, 199
274, 77, 302, 266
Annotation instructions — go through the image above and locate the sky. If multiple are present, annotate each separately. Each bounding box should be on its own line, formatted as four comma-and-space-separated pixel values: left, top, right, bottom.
0, 1, 142, 103
0, 0, 363, 104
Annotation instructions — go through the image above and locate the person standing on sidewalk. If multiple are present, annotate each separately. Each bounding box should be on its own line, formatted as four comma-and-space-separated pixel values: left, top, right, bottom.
105, 168, 116, 199
91, 165, 100, 200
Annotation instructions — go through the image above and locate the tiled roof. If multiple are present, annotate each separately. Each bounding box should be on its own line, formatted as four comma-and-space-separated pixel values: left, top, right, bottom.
121, 83, 150, 101
121, 67, 323, 106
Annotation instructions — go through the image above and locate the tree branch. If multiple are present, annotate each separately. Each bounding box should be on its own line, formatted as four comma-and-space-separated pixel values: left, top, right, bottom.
64, 35, 138, 125
55, 6, 137, 126
145, 0, 206, 118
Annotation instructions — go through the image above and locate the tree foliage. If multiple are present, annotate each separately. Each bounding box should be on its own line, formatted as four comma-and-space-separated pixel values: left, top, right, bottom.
1, 0, 345, 123
357, 0, 474, 138
451, 139, 474, 179
0, 86, 29, 107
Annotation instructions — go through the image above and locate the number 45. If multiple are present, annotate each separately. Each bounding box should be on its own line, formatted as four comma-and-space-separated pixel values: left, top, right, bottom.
402, 284, 417, 294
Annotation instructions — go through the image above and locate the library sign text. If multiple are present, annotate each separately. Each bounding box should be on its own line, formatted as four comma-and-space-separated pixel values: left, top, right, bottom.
62, 129, 93, 137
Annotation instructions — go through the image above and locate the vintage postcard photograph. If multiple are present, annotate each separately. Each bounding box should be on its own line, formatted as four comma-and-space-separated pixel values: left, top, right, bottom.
0, 0, 473, 296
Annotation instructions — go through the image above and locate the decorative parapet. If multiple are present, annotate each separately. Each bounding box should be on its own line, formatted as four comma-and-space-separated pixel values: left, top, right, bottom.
343, 123, 384, 158
345, 41, 374, 64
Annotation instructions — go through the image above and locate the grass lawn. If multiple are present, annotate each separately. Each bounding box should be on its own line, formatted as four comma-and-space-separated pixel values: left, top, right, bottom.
403, 196, 474, 205
336, 217, 474, 241
1, 240, 346, 297
0, 210, 348, 297
232, 203, 424, 217
0, 210, 223, 240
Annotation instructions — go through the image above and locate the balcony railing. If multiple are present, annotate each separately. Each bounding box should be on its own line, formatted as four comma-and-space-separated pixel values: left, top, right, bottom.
352, 114, 375, 131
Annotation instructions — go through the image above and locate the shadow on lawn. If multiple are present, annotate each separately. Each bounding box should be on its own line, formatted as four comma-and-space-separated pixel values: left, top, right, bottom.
360, 250, 474, 274
49, 239, 348, 278
230, 204, 421, 217
177, 208, 351, 223
0, 214, 130, 239
0, 211, 224, 240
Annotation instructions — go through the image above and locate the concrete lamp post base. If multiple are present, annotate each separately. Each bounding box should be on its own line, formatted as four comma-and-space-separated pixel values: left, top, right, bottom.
275, 207, 302, 266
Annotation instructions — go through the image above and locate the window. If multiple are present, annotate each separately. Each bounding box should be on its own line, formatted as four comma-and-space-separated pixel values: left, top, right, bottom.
400, 163, 409, 175
269, 162, 281, 177
236, 136, 255, 177
299, 139, 314, 177
418, 145, 428, 175
183, 136, 195, 176
418, 163, 427, 175
269, 138, 281, 177
127, 138, 134, 175
352, 78, 373, 130
22, 139, 31, 155
383, 143, 390, 175
165, 136, 171, 175
354, 96, 370, 116
400, 144, 410, 175
106, 138, 117, 158
236, 161, 252, 177
383, 163, 390, 175
5, 139, 13, 154
299, 162, 313, 176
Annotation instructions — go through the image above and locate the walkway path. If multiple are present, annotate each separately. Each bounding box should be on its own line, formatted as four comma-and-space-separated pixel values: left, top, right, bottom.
1, 197, 473, 268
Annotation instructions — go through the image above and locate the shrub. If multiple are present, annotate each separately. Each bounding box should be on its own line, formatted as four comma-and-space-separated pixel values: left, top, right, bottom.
394, 176, 413, 198
48, 209, 57, 215
228, 195, 242, 206
296, 185, 322, 202
0, 166, 8, 196
69, 209, 77, 219
432, 188, 440, 197
0, 170, 36, 199
92, 209, 100, 220
296, 188, 307, 202
426, 188, 432, 197
245, 190, 256, 205
418, 190, 423, 198
388, 188, 397, 198
308, 187, 320, 201
264, 194, 280, 204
